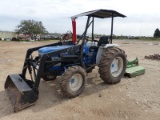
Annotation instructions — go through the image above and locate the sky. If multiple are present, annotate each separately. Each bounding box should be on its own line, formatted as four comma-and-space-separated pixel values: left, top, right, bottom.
0, 0, 160, 37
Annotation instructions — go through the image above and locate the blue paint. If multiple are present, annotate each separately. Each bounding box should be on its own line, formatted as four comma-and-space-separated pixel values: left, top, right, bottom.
38, 45, 73, 54
49, 66, 63, 71
83, 43, 89, 55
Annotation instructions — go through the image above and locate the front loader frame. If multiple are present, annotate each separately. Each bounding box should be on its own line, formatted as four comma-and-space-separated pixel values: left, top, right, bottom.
21, 42, 82, 94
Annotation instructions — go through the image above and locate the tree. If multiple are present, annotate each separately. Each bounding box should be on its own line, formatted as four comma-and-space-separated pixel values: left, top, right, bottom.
15, 20, 48, 40
153, 28, 160, 38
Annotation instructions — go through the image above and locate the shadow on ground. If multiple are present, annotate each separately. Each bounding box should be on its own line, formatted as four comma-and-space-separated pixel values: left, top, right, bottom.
1, 72, 114, 115
29, 74, 112, 113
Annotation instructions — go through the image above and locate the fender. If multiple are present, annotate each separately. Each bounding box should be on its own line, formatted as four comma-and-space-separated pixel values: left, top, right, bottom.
96, 44, 119, 64
104, 44, 119, 48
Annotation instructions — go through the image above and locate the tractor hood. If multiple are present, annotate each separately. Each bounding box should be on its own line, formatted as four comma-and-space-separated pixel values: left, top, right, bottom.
38, 45, 73, 56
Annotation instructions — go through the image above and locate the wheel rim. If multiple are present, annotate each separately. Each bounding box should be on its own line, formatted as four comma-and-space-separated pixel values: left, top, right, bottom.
110, 57, 124, 77
69, 73, 83, 92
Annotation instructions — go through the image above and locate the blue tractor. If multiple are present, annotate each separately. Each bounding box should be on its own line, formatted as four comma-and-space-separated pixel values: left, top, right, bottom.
5, 9, 127, 112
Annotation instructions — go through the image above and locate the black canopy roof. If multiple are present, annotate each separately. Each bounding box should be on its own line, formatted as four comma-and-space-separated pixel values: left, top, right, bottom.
71, 9, 126, 19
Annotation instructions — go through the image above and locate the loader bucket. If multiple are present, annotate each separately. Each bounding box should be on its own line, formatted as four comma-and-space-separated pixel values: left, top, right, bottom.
4, 74, 38, 112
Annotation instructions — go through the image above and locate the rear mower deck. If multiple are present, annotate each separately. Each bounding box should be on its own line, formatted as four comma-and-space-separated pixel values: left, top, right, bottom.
125, 58, 145, 77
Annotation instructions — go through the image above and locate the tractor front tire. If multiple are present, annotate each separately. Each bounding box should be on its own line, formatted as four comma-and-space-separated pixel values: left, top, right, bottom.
60, 66, 86, 98
99, 47, 126, 84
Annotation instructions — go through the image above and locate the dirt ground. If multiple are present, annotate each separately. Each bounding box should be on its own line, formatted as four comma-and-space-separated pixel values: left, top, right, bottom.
0, 40, 160, 120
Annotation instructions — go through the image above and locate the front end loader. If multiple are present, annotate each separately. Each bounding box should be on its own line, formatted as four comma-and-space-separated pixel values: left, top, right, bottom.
5, 41, 79, 112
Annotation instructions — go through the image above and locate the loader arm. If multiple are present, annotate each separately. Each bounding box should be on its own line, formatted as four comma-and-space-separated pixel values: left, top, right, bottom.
33, 45, 81, 92
22, 42, 62, 78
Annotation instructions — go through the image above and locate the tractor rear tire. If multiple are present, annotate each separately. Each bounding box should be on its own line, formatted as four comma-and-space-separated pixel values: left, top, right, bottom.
60, 66, 86, 98
99, 47, 126, 84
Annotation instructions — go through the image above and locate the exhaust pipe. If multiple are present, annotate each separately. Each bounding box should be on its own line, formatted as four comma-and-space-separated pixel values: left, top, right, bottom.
4, 74, 38, 112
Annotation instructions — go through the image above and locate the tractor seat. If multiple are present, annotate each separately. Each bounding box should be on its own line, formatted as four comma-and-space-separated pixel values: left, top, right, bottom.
98, 36, 109, 46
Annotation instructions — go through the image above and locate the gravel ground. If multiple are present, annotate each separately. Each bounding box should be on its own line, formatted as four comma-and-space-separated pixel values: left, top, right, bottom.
0, 40, 160, 120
